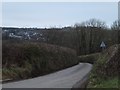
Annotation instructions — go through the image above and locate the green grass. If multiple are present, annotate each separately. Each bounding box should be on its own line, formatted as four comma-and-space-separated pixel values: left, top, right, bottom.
88, 77, 119, 88
0, 69, 2, 80
96, 77, 118, 88
87, 44, 119, 88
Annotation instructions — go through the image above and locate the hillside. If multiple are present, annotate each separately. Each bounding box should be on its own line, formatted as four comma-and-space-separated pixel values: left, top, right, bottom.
87, 44, 120, 88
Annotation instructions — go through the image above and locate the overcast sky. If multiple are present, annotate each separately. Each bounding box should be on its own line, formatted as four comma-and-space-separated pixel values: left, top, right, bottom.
118, 1, 120, 19
2, 2, 118, 28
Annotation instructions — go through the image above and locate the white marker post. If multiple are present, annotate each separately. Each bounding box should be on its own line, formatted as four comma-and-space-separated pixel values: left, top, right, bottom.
100, 41, 106, 51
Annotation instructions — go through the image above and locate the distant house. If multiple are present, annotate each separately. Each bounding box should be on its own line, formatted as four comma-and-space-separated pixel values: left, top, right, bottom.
9, 33, 22, 39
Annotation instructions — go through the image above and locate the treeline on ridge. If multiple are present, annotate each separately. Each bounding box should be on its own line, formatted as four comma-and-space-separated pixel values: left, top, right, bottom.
2, 19, 120, 55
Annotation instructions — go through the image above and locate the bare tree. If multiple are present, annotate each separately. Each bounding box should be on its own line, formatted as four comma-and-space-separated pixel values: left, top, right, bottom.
111, 20, 120, 44
111, 20, 120, 30
74, 19, 107, 54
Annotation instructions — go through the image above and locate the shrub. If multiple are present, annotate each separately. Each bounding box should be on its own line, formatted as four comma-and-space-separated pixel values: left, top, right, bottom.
78, 53, 100, 64
87, 44, 120, 88
2, 41, 77, 80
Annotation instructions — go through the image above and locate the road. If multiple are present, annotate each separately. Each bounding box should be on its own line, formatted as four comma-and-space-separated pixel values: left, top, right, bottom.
2, 63, 92, 88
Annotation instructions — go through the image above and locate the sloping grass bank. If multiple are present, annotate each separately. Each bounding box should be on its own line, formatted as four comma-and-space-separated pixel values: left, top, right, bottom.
0, 69, 1, 80
88, 77, 118, 88
87, 44, 120, 88
2, 41, 78, 81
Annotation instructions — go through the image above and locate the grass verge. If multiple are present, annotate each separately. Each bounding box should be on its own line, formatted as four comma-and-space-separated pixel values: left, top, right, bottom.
87, 44, 119, 88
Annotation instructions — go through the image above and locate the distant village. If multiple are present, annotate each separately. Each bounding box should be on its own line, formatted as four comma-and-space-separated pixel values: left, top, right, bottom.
2, 27, 44, 40
2, 27, 73, 41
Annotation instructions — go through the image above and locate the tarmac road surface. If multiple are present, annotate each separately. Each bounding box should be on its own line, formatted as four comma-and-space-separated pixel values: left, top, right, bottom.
2, 63, 92, 88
